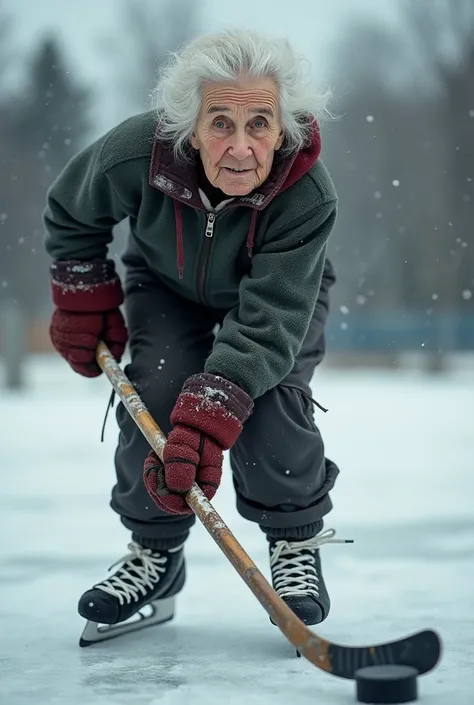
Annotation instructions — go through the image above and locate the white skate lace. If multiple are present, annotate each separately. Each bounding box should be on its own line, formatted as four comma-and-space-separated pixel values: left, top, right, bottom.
270, 529, 349, 600
95, 541, 181, 606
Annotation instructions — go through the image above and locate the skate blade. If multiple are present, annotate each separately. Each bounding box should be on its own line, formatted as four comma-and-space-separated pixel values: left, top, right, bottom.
79, 596, 175, 647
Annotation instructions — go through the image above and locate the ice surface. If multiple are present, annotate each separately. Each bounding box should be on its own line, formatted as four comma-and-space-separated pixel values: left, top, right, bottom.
1, 356, 473, 704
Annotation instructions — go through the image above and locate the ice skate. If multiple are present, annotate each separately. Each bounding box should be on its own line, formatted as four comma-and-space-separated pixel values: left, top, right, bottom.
78, 541, 185, 646
269, 529, 349, 626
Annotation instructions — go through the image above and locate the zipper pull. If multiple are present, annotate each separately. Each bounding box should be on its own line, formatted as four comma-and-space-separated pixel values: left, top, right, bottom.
205, 213, 216, 238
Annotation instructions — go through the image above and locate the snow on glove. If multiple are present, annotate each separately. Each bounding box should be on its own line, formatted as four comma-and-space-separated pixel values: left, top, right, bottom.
49, 259, 128, 377
143, 373, 254, 514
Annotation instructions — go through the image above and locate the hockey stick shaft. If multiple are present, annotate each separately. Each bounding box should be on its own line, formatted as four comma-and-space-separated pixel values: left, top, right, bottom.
96, 341, 333, 669
96, 342, 443, 679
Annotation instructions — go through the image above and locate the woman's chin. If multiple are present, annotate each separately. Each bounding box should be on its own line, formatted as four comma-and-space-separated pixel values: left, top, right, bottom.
216, 173, 258, 196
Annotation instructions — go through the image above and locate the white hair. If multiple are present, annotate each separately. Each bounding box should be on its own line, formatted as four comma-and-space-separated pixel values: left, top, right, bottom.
151, 28, 332, 162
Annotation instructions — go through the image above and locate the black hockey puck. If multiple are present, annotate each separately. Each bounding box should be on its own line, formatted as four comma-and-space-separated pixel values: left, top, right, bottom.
355, 664, 418, 703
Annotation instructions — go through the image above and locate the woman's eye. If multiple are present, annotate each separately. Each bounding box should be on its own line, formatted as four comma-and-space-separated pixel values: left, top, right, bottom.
214, 119, 227, 129
253, 118, 267, 129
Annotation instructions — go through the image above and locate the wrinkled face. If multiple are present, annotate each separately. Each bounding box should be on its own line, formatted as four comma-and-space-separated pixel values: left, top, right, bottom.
190, 76, 284, 196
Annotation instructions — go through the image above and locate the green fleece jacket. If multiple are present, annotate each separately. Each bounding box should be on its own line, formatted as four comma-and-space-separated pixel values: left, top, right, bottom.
43, 110, 338, 399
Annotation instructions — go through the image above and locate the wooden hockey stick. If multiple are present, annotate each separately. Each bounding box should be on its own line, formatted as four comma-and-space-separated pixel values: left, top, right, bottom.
96, 341, 442, 679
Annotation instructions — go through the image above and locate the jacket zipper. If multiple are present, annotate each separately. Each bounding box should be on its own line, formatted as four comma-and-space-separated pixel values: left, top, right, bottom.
197, 212, 216, 304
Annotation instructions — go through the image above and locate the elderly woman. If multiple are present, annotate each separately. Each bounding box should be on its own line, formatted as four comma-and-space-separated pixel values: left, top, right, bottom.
44, 28, 343, 641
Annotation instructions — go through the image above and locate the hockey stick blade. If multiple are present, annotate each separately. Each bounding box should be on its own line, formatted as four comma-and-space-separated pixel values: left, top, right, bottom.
296, 627, 441, 679
79, 597, 175, 647
96, 342, 443, 678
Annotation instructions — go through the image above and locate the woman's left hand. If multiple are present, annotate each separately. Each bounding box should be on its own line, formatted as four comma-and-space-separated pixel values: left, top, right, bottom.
143, 372, 254, 514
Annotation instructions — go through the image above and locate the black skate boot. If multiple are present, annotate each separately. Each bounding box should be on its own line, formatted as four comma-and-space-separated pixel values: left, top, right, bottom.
78, 541, 185, 646
269, 529, 349, 626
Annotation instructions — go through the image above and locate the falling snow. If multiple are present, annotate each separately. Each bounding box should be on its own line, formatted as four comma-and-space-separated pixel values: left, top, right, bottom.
0, 6, 473, 701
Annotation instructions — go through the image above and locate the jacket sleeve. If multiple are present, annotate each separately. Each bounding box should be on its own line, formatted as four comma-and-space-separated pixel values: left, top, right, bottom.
204, 199, 337, 399
313, 255, 336, 338
43, 134, 129, 261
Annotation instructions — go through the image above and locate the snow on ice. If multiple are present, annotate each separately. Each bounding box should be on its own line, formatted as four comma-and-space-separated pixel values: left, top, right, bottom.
0, 356, 473, 704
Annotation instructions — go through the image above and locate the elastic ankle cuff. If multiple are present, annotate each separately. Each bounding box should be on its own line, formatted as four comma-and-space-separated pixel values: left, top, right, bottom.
132, 532, 189, 550
260, 520, 324, 541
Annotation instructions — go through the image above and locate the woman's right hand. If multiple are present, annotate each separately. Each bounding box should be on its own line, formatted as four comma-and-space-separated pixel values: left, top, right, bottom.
49, 259, 128, 377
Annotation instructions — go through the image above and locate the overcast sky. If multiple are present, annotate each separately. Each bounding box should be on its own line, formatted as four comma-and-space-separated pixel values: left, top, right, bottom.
8, 0, 400, 133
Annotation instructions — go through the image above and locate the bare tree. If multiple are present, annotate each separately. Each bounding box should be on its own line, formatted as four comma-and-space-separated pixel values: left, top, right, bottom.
102, 0, 201, 270
401, 0, 474, 367
324, 20, 445, 312
323, 8, 473, 367
1, 35, 92, 315
402, 0, 474, 281
102, 0, 201, 115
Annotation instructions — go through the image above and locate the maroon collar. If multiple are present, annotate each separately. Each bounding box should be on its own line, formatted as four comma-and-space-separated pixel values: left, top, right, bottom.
148, 120, 321, 211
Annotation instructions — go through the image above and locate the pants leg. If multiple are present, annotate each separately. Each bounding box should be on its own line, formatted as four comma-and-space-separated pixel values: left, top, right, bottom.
110, 263, 219, 546
230, 262, 339, 539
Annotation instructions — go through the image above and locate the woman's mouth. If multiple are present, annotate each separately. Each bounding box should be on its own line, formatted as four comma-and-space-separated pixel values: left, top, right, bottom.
222, 166, 253, 175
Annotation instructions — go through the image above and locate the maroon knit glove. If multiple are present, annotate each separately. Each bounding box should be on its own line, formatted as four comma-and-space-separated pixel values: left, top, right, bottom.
144, 373, 254, 514
49, 260, 128, 377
